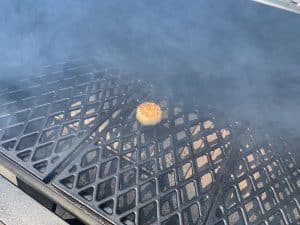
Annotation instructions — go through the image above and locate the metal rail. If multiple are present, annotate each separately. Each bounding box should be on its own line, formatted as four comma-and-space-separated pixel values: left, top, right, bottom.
0, 175, 68, 225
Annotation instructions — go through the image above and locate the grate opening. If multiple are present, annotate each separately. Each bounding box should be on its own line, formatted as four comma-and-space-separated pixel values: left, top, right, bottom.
25, 118, 45, 134
55, 136, 76, 153
138, 201, 158, 225
96, 177, 116, 201
76, 166, 97, 189
39, 127, 59, 143
78, 187, 94, 201
182, 203, 201, 225
224, 187, 238, 210
181, 181, 197, 203
119, 168, 137, 191
117, 189, 136, 215
80, 148, 100, 168
139, 179, 156, 203
17, 150, 32, 162
32, 143, 54, 162
99, 199, 114, 215
162, 214, 180, 225
60, 175, 75, 189
227, 209, 245, 225
139, 159, 156, 181
33, 160, 48, 173
159, 170, 176, 193
199, 172, 213, 191
46, 113, 65, 127
2, 140, 16, 151
99, 157, 118, 179
121, 213, 136, 225
245, 198, 262, 223
268, 210, 286, 225
160, 191, 178, 217
2, 124, 24, 141
16, 133, 39, 151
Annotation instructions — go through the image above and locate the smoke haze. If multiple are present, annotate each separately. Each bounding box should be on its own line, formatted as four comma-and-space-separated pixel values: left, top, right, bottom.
1, 0, 300, 137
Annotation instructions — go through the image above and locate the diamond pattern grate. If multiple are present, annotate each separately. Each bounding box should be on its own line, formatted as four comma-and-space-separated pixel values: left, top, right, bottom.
205, 128, 300, 225
0, 60, 298, 225
54, 97, 238, 225
0, 62, 141, 180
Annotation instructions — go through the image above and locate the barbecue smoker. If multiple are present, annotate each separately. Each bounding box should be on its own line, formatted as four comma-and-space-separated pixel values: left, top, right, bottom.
0, 59, 299, 225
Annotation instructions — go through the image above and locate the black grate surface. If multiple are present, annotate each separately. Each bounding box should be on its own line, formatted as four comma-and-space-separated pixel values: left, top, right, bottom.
0, 62, 144, 180
205, 128, 300, 225
54, 97, 239, 225
0, 60, 299, 225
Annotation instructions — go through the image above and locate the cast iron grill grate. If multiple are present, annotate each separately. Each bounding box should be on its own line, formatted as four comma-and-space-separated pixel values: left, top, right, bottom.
54, 96, 238, 225
205, 128, 300, 225
0, 62, 143, 180
0, 60, 298, 225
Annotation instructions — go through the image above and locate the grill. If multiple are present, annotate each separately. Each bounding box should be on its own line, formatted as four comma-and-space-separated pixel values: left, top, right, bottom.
0, 60, 299, 225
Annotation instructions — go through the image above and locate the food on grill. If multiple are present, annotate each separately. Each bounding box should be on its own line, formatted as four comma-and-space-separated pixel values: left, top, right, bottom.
136, 102, 162, 126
